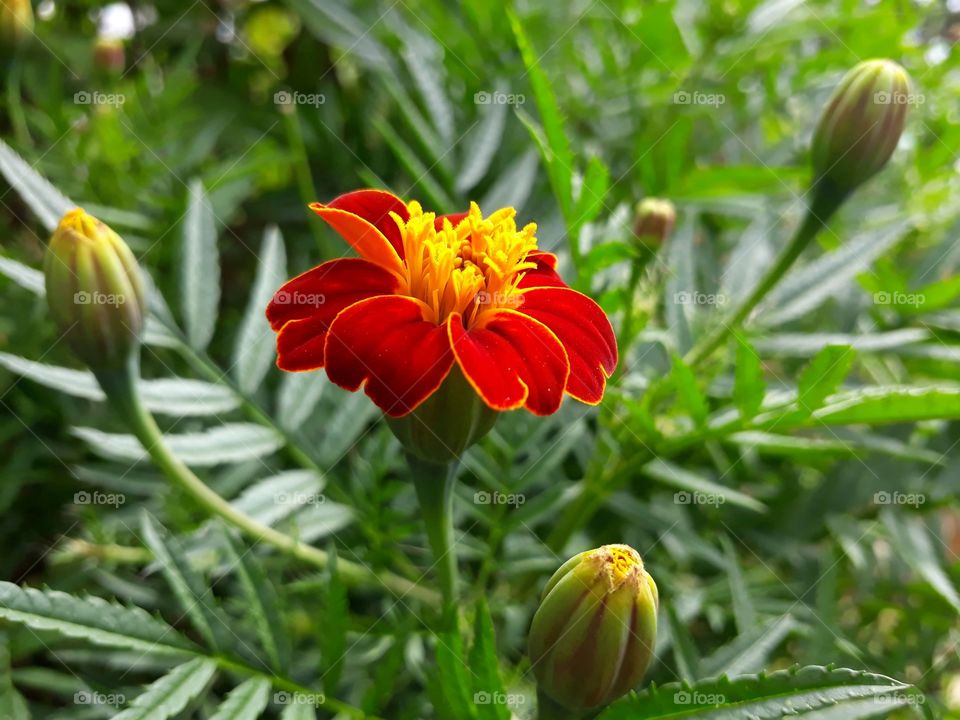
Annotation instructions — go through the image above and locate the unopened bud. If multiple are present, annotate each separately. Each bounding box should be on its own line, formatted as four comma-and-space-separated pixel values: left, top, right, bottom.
529, 544, 659, 711
811, 59, 910, 199
0, 0, 33, 48
632, 198, 676, 249
94, 38, 126, 74
44, 209, 147, 370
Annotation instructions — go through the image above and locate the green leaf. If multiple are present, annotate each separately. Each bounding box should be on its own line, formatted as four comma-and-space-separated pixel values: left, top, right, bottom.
0, 256, 45, 295
373, 117, 456, 211
319, 545, 347, 694
277, 372, 326, 429
229, 470, 325, 527
597, 665, 926, 719
469, 600, 508, 720
0, 582, 197, 656
0, 633, 30, 720
796, 344, 856, 417
509, 10, 573, 222
720, 536, 755, 635
0, 138, 74, 232
812, 385, 960, 425
217, 526, 290, 674
208, 677, 271, 720
457, 96, 508, 193
234, 225, 286, 394
883, 511, 960, 614
754, 329, 928, 357
113, 658, 216, 720
573, 155, 610, 231
280, 704, 317, 720
701, 615, 799, 678
642, 458, 767, 513
140, 513, 229, 652
665, 605, 699, 682
402, 35, 454, 144
72, 423, 283, 466
181, 178, 221, 351
429, 631, 478, 720
733, 336, 765, 421
0, 352, 239, 416
480, 149, 539, 212
664, 220, 697, 355
671, 355, 708, 427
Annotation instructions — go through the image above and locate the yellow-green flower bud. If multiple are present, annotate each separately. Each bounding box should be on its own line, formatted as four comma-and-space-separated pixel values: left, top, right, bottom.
632, 198, 675, 249
44, 209, 147, 370
529, 544, 659, 712
94, 38, 126, 74
0, 0, 33, 48
811, 59, 911, 199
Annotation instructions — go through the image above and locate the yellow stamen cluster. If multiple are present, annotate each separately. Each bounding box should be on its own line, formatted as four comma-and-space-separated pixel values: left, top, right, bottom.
393, 201, 538, 326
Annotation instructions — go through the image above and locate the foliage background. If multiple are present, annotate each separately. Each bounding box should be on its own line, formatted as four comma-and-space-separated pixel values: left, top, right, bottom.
0, 0, 959, 718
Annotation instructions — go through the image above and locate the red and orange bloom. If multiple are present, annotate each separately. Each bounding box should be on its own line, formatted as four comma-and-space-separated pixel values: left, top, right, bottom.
266, 190, 617, 419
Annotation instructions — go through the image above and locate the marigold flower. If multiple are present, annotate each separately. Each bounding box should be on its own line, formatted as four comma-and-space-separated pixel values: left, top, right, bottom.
529, 544, 659, 711
266, 190, 617, 419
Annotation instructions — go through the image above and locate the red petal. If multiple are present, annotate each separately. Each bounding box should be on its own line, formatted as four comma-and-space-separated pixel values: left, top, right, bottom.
449, 310, 569, 415
324, 296, 454, 417
267, 258, 399, 372
325, 189, 409, 259
517, 287, 617, 404
435, 211, 469, 231
309, 204, 405, 275
518, 251, 567, 289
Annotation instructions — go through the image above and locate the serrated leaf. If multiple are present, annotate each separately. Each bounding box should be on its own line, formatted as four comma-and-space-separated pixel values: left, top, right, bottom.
402, 36, 454, 144
883, 511, 960, 614
469, 600, 509, 720
720, 536, 755, 635
72, 423, 283, 466
230, 470, 325, 528
429, 631, 478, 720
0, 633, 30, 720
480, 149, 539, 212
217, 527, 290, 674
280, 704, 317, 720
597, 665, 925, 719
208, 677, 271, 720
671, 355, 708, 427
700, 615, 799, 678
733, 336, 764, 421
0, 138, 74, 231
140, 513, 229, 652
113, 658, 216, 720
234, 226, 286, 394
797, 345, 856, 416
664, 220, 696, 355
277, 372, 326, 429
642, 458, 766, 513
573, 156, 610, 231
457, 97, 508, 193
812, 385, 960, 425
753, 329, 929, 357
0, 582, 197, 656
181, 179, 221, 351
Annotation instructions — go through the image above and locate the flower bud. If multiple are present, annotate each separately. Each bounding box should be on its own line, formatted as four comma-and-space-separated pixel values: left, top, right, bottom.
632, 198, 675, 249
387, 367, 498, 463
94, 38, 126, 75
0, 0, 33, 49
811, 59, 910, 199
44, 209, 147, 370
529, 544, 659, 711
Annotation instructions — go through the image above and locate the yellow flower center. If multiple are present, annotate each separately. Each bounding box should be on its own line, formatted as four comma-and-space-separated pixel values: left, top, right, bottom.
598, 544, 643, 585
392, 201, 539, 326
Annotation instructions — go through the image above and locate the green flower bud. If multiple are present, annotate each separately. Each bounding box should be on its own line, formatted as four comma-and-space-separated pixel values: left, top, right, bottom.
529, 544, 659, 712
387, 366, 498, 463
811, 59, 911, 199
44, 209, 147, 371
0, 0, 33, 48
632, 198, 675, 249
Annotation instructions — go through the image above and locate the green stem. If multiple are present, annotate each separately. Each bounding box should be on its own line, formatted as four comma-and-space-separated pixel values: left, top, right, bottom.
683, 193, 843, 369
93, 358, 441, 607
617, 259, 644, 362
407, 454, 459, 626
281, 105, 330, 258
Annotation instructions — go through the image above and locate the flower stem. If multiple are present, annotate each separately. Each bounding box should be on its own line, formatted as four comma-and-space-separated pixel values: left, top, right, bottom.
281, 104, 330, 258
93, 357, 441, 607
682, 194, 844, 369
407, 454, 460, 626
